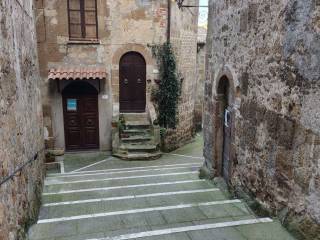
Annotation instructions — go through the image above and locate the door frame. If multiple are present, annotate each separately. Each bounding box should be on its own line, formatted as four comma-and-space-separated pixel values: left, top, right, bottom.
62, 82, 100, 151
222, 107, 232, 182
214, 75, 234, 183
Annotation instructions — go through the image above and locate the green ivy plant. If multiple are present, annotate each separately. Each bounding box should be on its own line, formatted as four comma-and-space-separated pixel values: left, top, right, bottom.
150, 43, 181, 129
118, 114, 126, 133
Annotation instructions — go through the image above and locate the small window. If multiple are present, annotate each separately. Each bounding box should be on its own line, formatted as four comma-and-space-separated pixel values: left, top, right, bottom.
68, 0, 98, 40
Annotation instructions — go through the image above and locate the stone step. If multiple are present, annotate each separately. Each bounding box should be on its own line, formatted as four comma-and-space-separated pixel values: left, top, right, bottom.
113, 151, 162, 161
43, 173, 200, 194
122, 129, 151, 134
45, 164, 200, 184
42, 179, 213, 204
121, 135, 152, 142
119, 144, 158, 152
121, 113, 149, 122
125, 121, 150, 127
38, 191, 230, 220
28, 211, 261, 240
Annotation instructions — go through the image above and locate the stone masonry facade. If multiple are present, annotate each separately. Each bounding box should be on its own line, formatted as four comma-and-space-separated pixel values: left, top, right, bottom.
194, 26, 207, 131
162, 1, 199, 150
0, 0, 45, 239
35, 0, 198, 152
202, 0, 320, 239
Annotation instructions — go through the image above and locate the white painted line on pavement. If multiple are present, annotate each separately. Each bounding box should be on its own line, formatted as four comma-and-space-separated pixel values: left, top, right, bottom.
48, 162, 200, 177
166, 153, 205, 159
45, 171, 197, 186
60, 161, 65, 174
43, 188, 219, 207
86, 218, 273, 240
43, 179, 206, 195
46, 165, 200, 179
70, 157, 113, 173
38, 199, 242, 224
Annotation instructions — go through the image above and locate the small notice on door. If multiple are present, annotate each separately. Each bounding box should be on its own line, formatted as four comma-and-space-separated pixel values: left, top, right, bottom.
102, 95, 109, 100
67, 99, 77, 111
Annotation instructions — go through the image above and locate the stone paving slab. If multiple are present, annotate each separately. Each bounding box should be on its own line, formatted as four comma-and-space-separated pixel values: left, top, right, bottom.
63, 152, 111, 173
236, 220, 296, 240
186, 227, 247, 240
77, 155, 202, 173
30, 209, 256, 239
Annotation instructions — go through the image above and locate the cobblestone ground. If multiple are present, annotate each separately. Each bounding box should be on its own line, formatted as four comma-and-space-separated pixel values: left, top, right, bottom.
28, 134, 295, 240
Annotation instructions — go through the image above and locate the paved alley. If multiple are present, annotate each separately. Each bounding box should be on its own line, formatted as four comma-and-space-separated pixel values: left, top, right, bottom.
28, 135, 295, 240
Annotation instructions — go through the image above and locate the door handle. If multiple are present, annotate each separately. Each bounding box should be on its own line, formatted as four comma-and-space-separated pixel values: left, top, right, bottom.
137, 78, 142, 84
124, 79, 128, 84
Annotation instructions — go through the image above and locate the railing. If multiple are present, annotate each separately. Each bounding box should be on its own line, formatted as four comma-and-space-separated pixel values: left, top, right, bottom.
0, 149, 44, 187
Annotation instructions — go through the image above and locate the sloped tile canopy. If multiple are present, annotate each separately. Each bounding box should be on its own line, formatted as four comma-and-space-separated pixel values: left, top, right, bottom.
49, 67, 107, 93
48, 67, 107, 80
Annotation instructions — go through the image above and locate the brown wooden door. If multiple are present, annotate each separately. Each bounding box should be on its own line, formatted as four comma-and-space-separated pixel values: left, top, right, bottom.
63, 95, 99, 150
120, 52, 146, 113
222, 108, 231, 182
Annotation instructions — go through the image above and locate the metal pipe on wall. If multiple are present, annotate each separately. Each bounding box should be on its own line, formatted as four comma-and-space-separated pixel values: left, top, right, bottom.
167, 0, 171, 43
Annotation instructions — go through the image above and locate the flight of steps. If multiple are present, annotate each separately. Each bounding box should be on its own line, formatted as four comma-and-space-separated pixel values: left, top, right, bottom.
113, 113, 162, 160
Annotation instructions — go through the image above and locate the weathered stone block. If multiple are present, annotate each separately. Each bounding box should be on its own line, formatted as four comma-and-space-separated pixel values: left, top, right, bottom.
203, 1, 320, 238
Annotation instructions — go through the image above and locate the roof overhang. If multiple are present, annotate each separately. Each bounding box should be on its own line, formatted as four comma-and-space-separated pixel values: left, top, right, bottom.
48, 67, 107, 81
48, 67, 107, 93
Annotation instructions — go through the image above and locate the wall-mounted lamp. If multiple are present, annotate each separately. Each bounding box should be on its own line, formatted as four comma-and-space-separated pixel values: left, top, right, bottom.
176, 0, 208, 9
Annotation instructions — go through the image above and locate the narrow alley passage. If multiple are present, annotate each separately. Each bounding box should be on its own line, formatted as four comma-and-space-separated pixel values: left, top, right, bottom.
28, 135, 295, 240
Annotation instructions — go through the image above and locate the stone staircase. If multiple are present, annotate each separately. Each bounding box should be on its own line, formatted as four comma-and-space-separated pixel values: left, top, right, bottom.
112, 113, 162, 160
27, 150, 293, 240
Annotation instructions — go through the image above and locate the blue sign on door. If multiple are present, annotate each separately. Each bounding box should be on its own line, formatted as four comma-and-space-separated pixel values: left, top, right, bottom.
67, 99, 77, 111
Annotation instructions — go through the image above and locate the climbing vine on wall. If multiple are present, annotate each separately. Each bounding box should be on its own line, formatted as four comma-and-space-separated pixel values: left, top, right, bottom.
150, 43, 181, 129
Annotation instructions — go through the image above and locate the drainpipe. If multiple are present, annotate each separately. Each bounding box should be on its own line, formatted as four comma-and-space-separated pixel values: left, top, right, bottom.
167, 0, 171, 43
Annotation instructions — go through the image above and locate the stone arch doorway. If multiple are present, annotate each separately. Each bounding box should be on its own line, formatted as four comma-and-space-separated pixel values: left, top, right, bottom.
119, 52, 146, 113
62, 81, 99, 150
216, 76, 233, 182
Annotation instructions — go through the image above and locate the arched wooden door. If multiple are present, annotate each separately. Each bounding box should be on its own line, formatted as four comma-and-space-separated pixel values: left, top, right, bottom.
62, 81, 99, 150
217, 76, 232, 182
222, 107, 232, 182
119, 52, 146, 113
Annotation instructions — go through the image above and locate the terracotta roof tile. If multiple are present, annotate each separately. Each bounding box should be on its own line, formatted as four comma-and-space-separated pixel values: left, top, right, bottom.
48, 67, 107, 80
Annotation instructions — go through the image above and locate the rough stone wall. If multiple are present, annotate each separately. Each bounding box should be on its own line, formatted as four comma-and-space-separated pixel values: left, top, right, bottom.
195, 27, 207, 130
203, 0, 320, 238
0, 0, 45, 239
164, 0, 199, 150
36, 0, 199, 152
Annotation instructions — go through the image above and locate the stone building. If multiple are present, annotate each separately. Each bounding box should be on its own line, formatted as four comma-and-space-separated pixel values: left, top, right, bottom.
35, 0, 198, 157
202, 0, 320, 238
194, 26, 207, 130
0, 0, 45, 239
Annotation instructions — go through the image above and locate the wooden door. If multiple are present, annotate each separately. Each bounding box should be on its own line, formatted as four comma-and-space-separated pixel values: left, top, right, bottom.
63, 94, 99, 150
120, 52, 146, 113
222, 108, 231, 182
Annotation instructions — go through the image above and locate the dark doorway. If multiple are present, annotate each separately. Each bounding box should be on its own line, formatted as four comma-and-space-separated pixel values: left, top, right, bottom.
218, 76, 232, 182
119, 52, 146, 113
62, 81, 99, 151
222, 107, 232, 182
